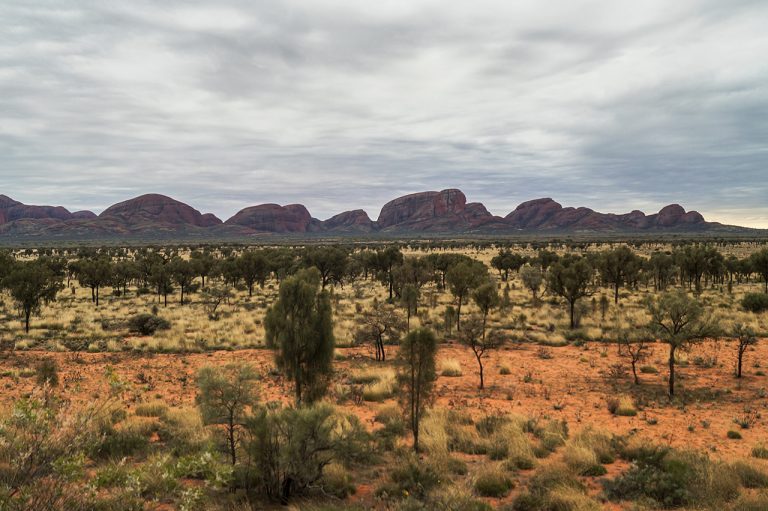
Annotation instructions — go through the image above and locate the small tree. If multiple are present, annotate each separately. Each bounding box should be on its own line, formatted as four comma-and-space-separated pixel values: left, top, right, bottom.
617, 331, 650, 385
598, 246, 641, 304
472, 281, 499, 340
750, 249, 768, 293
646, 291, 719, 397
3, 260, 62, 333
201, 285, 232, 319
265, 268, 334, 404
459, 316, 506, 389
446, 260, 487, 330
398, 328, 437, 452
355, 301, 404, 361
169, 257, 196, 305
400, 284, 419, 332
519, 263, 543, 304
547, 257, 594, 329
732, 323, 758, 378
238, 250, 270, 297
197, 363, 259, 466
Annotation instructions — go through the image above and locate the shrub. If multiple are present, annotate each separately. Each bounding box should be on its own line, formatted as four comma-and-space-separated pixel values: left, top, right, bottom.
562, 444, 606, 476
135, 401, 169, 418
474, 467, 514, 497
640, 365, 659, 374
128, 314, 171, 336
731, 461, 768, 488
604, 448, 740, 508
727, 430, 743, 440
321, 462, 356, 498
35, 357, 58, 387
381, 455, 440, 500
741, 293, 768, 313
244, 404, 371, 502
732, 494, 768, 511
440, 359, 463, 377
752, 444, 768, 459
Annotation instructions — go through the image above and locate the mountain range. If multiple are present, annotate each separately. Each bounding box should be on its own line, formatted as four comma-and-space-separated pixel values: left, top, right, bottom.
0, 189, 755, 241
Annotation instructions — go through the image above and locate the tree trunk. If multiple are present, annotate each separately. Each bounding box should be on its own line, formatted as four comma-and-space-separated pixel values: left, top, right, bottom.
631, 359, 639, 385
737, 349, 744, 378
614, 282, 620, 304
668, 346, 676, 397
569, 300, 576, 329
456, 296, 463, 331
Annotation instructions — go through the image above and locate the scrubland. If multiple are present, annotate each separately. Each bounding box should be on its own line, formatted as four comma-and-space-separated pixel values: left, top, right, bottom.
1, 241, 767, 510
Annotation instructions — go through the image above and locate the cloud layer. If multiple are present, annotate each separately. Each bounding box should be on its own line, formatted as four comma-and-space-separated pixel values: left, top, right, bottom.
1, 0, 767, 226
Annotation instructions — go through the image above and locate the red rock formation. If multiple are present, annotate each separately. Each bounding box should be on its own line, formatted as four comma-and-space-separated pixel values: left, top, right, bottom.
99, 194, 221, 228
0, 194, 81, 225
322, 210, 375, 232
225, 203, 314, 233
376, 189, 497, 231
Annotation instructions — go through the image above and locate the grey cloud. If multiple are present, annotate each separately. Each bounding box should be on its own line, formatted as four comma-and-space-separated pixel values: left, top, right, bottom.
0, 0, 766, 226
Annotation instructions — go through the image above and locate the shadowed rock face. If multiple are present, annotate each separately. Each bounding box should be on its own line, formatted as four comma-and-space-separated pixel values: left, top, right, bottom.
504, 197, 707, 231
100, 194, 222, 227
322, 210, 376, 232
0, 194, 80, 225
225, 203, 314, 233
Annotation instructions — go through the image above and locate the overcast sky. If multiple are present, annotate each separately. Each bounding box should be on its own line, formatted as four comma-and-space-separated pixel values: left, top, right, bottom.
1, 1, 767, 226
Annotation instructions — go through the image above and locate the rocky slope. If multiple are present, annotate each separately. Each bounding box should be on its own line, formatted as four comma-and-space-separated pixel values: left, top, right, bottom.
0, 189, 750, 240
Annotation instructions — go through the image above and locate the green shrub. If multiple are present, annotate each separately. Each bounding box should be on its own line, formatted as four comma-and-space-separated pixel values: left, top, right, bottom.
741, 293, 768, 313
604, 448, 740, 508
474, 468, 514, 497
381, 456, 440, 500
731, 461, 768, 488
752, 444, 768, 459
128, 313, 171, 335
640, 365, 659, 374
728, 430, 743, 440
321, 463, 357, 498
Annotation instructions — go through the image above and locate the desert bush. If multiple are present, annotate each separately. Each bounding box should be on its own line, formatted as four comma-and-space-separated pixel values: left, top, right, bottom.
731, 461, 768, 488
378, 454, 440, 500
128, 313, 171, 335
440, 358, 463, 377
604, 448, 740, 508
732, 494, 768, 511
35, 357, 59, 387
562, 443, 605, 476
752, 444, 768, 459
474, 466, 514, 497
243, 403, 371, 503
741, 293, 768, 313
0, 392, 103, 510
534, 419, 569, 452
321, 462, 357, 498
135, 401, 168, 418
92, 417, 153, 460
510, 462, 588, 510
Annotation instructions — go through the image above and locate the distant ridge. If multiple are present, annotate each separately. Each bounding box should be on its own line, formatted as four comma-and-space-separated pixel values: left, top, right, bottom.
0, 188, 758, 241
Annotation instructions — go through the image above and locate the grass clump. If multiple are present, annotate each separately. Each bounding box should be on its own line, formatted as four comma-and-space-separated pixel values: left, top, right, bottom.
752, 444, 768, 459
440, 358, 463, 377
474, 466, 514, 497
135, 401, 169, 418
